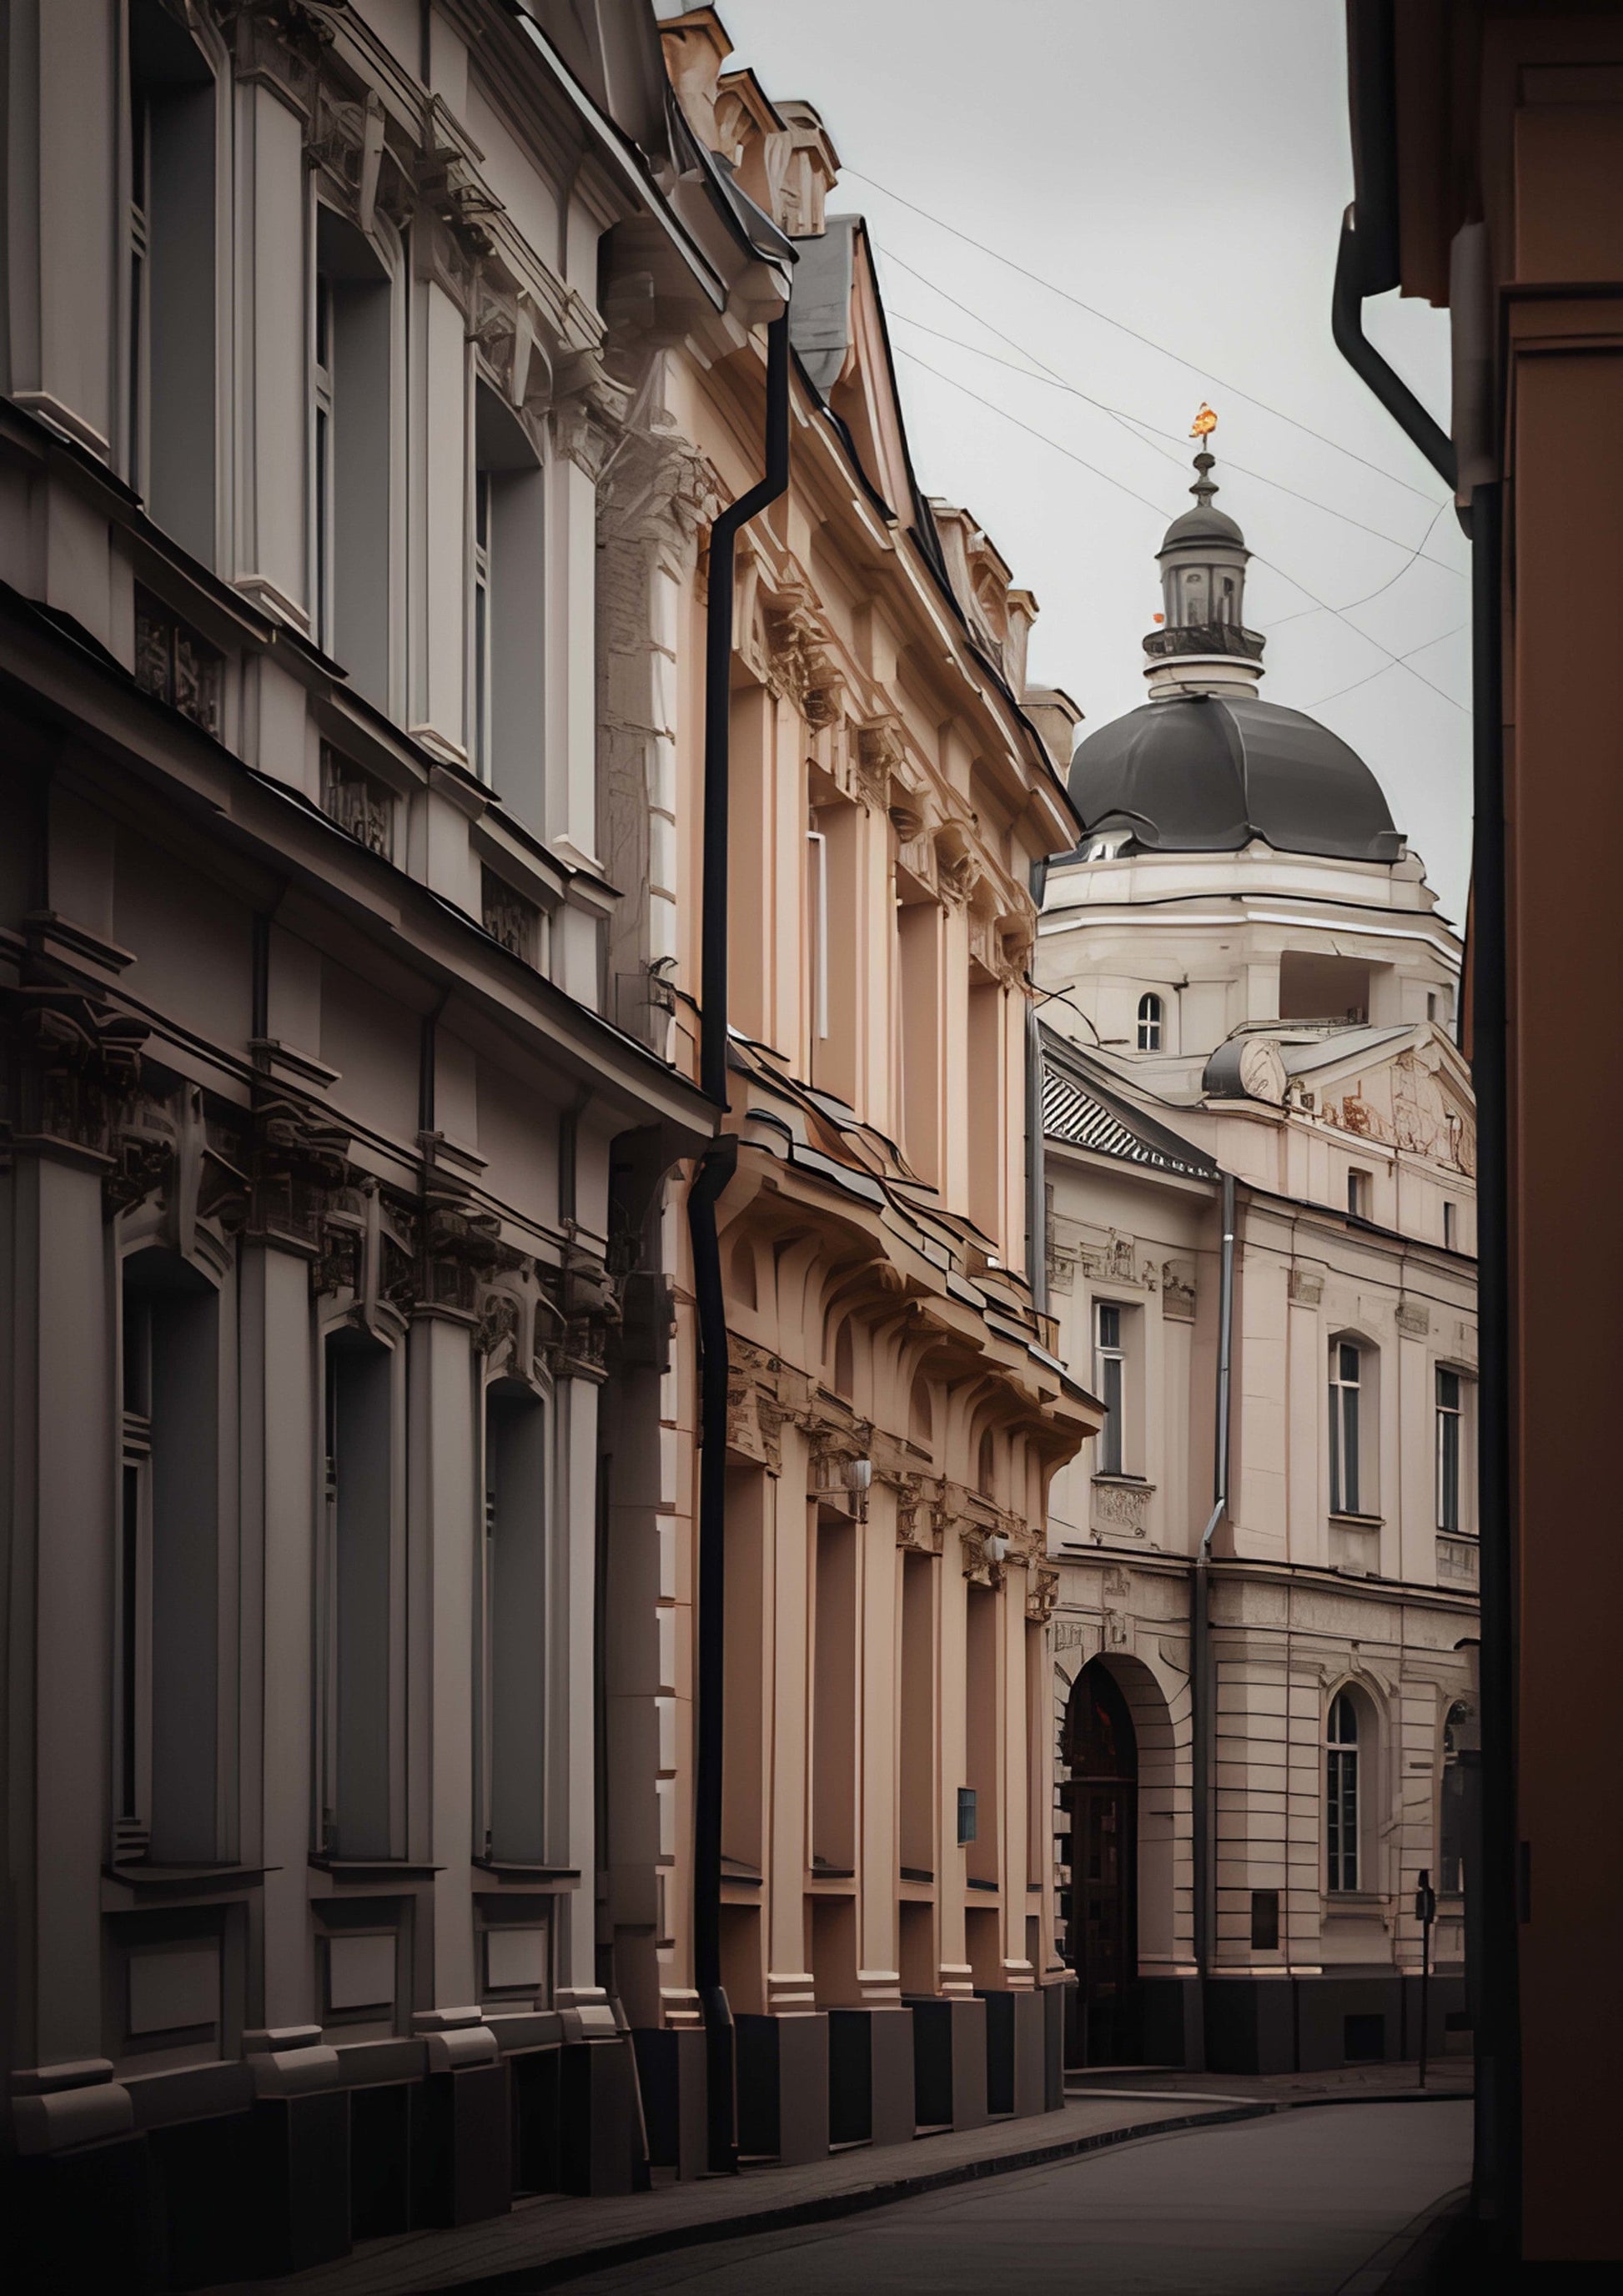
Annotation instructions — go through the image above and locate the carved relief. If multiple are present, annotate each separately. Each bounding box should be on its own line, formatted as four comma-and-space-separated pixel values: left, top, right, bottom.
1162, 1259, 1197, 1320
1026, 1562, 1059, 1625
2, 986, 148, 1168
1092, 1480, 1152, 1538
1395, 1295, 1430, 1337
1288, 1264, 1325, 1307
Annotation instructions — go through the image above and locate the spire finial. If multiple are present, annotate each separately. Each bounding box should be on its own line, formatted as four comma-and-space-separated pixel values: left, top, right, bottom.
1189, 403, 1219, 508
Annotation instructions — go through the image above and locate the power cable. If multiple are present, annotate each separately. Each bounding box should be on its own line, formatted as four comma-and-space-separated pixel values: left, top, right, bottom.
892, 343, 1468, 716
1301, 622, 1467, 711
848, 164, 1443, 505
883, 298, 1464, 573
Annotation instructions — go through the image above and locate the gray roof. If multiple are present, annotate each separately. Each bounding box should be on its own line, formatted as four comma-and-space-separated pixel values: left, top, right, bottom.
1042, 1038, 1216, 1177
1158, 501, 1245, 550
1067, 691, 1402, 863
787, 219, 856, 394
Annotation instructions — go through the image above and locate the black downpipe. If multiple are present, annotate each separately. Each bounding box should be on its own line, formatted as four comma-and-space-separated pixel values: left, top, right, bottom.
688, 311, 791, 2174
1465, 482, 1520, 2252
1190, 1170, 1235, 2070
1333, 158, 1518, 2239
1332, 208, 1457, 492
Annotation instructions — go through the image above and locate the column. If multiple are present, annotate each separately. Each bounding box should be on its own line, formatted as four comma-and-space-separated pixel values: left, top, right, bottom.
410, 1314, 478, 2010
553, 1369, 615, 2031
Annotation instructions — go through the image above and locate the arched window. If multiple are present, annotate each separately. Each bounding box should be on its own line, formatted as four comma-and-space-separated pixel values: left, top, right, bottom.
977, 1426, 996, 1499
1326, 1690, 1361, 1892
1136, 993, 1163, 1053
1329, 1340, 1364, 1514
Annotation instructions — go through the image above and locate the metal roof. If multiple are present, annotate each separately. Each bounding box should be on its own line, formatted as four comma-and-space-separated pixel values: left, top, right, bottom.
1042, 1053, 1216, 1177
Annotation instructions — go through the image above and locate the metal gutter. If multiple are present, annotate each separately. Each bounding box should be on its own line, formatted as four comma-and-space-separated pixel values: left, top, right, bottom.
1191, 1169, 1236, 2066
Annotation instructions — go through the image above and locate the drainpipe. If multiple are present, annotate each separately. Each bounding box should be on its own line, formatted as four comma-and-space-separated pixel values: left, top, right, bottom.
1332, 117, 1519, 2232
1190, 1169, 1235, 2069
1331, 208, 1456, 490
1026, 858, 1050, 1319
688, 309, 791, 2173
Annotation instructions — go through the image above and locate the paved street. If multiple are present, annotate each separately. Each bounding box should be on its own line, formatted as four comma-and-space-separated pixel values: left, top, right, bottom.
576, 2103, 1471, 2296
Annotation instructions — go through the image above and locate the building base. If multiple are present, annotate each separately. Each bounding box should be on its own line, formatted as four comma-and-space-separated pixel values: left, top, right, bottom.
906, 1995, 988, 2132
633, 2026, 709, 2180
1203, 1972, 1468, 2075
827, 2007, 916, 2147
735, 2012, 829, 2164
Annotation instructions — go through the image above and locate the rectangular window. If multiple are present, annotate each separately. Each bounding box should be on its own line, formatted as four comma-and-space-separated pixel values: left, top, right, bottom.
128, 3, 218, 562
119, 1264, 222, 1866
1347, 1168, 1372, 1219
1094, 1301, 1126, 1476
1329, 1341, 1361, 1515
1443, 1199, 1455, 1250
475, 383, 546, 826
482, 1385, 548, 1864
318, 1335, 394, 1859
1326, 1693, 1360, 1892
314, 208, 393, 708
1436, 1367, 1463, 1534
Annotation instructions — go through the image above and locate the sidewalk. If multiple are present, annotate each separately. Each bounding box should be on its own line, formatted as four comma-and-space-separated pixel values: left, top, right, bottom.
210, 2062, 1470, 2296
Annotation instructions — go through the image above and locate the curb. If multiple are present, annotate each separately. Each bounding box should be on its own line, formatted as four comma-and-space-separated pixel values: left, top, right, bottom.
414, 2088, 1475, 2296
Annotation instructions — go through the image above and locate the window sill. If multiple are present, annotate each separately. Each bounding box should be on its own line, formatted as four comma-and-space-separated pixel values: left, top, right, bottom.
1329, 1512, 1384, 1530
1092, 1474, 1153, 1490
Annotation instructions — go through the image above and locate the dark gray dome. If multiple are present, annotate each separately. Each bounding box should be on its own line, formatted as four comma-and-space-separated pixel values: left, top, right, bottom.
1158, 502, 1244, 549
1067, 692, 1403, 863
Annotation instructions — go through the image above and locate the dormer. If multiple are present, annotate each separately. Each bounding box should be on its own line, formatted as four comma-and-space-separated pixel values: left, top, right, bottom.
929, 502, 1029, 688
660, 7, 734, 149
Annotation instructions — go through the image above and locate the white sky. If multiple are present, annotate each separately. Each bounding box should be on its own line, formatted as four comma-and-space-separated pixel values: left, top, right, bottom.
688, 0, 1470, 920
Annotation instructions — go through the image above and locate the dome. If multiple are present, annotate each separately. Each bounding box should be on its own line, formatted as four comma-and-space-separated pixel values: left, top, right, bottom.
1158, 501, 1244, 550
1066, 691, 1403, 863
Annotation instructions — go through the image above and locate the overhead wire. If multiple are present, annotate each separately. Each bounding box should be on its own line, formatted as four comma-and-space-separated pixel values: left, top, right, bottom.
892, 341, 1468, 716
882, 296, 1465, 574
847, 163, 1443, 505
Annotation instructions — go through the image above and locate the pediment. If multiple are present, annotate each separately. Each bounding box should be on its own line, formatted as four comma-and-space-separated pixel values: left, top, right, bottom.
1305, 1034, 1475, 1175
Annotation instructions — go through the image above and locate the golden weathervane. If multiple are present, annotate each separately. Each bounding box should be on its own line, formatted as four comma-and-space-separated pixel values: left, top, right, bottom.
1191, 404, 1218, 440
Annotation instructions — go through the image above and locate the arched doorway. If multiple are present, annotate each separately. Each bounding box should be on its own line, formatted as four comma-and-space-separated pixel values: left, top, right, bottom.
1062, 1660, 1140, 2065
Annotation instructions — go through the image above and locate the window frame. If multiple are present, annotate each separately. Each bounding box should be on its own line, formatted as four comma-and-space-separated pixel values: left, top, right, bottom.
1328, 1338, 1365, 1516
1136, 992, 1163, 1053
1325, 1687, 1363, 1893
1093, 1298, 1128, 1477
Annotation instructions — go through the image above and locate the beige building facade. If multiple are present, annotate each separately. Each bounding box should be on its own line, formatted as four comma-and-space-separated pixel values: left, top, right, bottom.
600, 8, 1102, 2164
1038, 455, 1480, 2073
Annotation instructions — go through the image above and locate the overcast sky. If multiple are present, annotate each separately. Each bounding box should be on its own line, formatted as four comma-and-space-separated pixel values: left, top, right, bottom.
689, 0, 1470, 921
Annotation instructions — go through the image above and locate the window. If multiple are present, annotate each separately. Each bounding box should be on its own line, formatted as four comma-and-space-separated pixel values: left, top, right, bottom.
128, 2, 218, 562
1136, 992, 1163, 1052
318, 1333, 394, 1859
1438, 1699, 1476, 1895
118, 1254, 222, 1866
1095, 1301, 1126, 1476
1326, 1690, 1360, 1892
1443, 1199, 1456, 1250
1347, 1168, 1372, 1219
473, 383, 546, 821
481, 1384, 548, 1864
1329, 1340, 1362, 1514
1436, 1367, 1464, 1532
313, 208, 393, 707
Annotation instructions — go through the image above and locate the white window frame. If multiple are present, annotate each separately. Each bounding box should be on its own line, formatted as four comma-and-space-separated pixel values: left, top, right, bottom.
1435, 1365, 1470, 1535
1093, 1299, 1127, 1477
1347, 1167, 1373, 1219
1325, 1688, 1362, 1893
1329, 1339, 1364, 1515
1136, 992, 1163, 1053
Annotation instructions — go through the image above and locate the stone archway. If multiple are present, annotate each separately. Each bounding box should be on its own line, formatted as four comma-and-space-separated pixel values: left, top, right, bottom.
1059, 1652, 1181, 2067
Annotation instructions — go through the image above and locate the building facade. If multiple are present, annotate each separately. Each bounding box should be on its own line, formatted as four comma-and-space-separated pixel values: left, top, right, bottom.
0, 0, 777, 2277
1038, 452, 1480, 2074
606, 8, 1101, 2163
1339, 1, 1623, 2263
3, 0, 1100, 2273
